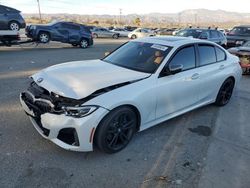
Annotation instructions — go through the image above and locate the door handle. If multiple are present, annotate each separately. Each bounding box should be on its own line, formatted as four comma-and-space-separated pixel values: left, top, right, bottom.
219, 65, 225, 70
191, 73, 200, 80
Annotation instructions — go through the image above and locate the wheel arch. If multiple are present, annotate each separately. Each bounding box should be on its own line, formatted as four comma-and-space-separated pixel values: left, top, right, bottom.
94, 104, 142, 143
38, 30, 51, 38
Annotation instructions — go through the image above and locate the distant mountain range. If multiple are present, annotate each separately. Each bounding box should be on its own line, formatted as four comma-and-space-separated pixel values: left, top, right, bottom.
24, 9, 250, 27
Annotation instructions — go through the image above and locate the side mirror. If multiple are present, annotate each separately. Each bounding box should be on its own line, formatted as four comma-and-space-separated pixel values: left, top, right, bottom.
169, 64, 183, 74
160, 64, 183, 77
104, 52, 110, 56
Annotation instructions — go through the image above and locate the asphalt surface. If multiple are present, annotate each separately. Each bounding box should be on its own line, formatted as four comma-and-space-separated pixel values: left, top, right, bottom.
0, 39, 250, 188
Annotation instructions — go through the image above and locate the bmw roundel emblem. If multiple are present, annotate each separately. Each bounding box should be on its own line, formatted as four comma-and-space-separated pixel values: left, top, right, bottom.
37, 78, 44, 83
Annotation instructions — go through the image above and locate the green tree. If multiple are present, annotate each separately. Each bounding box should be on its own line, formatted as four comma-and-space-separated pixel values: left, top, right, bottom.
134, 17, 141, 26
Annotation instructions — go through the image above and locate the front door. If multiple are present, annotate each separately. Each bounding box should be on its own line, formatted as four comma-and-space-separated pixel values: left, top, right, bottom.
156, 45, 201, 119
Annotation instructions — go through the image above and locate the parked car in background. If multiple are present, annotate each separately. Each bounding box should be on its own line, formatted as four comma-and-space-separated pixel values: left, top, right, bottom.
156, 28, 177, 36
26, 21, 93, 48
0, 5, 26, 31
226, 25, 250, 48
176, 28, 227, 47
128, 28, 155, 39
91, 27, 119, 39
124, 26, 137, 32
110, 28, 130, 37
20, 37, 241, 153
228, 41, 250, 74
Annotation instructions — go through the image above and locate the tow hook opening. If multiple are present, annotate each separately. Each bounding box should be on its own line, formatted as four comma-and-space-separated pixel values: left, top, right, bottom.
57, 128, 79, 146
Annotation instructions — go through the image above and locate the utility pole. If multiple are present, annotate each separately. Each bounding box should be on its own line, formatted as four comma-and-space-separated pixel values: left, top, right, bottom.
119, 8, 122, 25
37, 0, 42, 23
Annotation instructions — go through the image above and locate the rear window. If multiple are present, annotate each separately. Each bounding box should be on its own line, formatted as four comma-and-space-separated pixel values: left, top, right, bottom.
198, 45, 216, 66
215, 47, 226, 62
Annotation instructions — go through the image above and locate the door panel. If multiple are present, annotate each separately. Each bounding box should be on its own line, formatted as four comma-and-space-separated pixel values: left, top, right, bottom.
156, 45, 200, 119
197, 45, 228, 102
156, 69, 201, 119
52, 23, 69, 42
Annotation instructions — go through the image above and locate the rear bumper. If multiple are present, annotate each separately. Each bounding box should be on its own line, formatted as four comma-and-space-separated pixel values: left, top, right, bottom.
88, 37, 94, 46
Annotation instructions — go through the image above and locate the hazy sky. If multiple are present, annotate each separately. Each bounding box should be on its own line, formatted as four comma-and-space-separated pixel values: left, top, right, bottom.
1, 0, 250, 15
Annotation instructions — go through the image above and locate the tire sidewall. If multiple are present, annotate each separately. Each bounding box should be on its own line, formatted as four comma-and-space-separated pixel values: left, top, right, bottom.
9, 21, 20, 31
80, 39, 88, 48
94, 106, 137, 153
38, 32, 50, 43
215, 78, 235, 106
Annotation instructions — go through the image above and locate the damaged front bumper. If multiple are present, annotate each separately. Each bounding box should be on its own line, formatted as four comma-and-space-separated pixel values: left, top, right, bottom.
19, 83, 109, 152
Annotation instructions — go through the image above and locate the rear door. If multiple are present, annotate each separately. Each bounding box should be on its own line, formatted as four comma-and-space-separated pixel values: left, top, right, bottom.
156, 45, 201, 119
195, 44, 228, 102
67, 24, 81, 43
52, 23, 69, 42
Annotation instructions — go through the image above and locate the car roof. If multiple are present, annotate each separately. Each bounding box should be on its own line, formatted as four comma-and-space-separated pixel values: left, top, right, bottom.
182, 28, 219, 32
0, 5, 20, 13
234, 25, 250, 28
134, 36, 216, 48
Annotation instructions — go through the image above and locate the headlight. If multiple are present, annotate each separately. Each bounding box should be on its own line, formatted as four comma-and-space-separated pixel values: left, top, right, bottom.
62, 105, 98, 118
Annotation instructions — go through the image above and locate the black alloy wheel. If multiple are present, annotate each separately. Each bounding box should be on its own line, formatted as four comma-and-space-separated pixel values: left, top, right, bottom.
215, 78, 235, 106
95, 106, 138, 153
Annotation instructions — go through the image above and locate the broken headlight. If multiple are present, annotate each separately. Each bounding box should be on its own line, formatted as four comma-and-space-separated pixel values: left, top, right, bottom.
62, 105, 98, 118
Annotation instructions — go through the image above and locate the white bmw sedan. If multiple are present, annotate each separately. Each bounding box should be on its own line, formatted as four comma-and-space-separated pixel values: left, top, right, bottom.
20, 37, 242, 153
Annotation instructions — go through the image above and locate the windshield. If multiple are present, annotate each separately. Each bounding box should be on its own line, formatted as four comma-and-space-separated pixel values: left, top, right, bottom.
229, 27, 250, 36
176, 30, 202, 38
103, 41, 171, 73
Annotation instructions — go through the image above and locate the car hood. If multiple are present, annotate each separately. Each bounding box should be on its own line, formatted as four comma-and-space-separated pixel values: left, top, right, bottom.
31, 60, 150, 99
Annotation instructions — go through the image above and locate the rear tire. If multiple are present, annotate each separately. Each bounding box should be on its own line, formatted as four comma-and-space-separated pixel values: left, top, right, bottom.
9, 21, 20, 31
94, 106, 137, 154
93, 33, 98, 38
79, 39, 88, 49
215, 78, 235, 106
71, 43, 78, 47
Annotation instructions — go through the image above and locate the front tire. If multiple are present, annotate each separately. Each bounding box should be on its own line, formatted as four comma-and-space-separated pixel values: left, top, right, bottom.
131, 34, 137, 39
38, 32, 50, 43
215, 78, 235, 106
95, 106, 137, 154
112, 34, 119, 39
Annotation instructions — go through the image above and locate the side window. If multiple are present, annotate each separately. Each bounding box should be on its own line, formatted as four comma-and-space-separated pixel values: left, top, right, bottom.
198, 45, 216, 66
70, 24, 80, 30
215, 47, 226, 62
210, 31, 219, 38
169, 46, 196, 71
200, 31, 209, 39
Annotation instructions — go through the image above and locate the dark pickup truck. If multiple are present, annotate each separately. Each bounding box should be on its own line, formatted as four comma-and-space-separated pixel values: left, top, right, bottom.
26, 21, 93, 48
226, 25, 250, 48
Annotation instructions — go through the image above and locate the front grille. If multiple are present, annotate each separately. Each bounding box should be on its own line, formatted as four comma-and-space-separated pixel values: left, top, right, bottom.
21, 92, 52, 115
